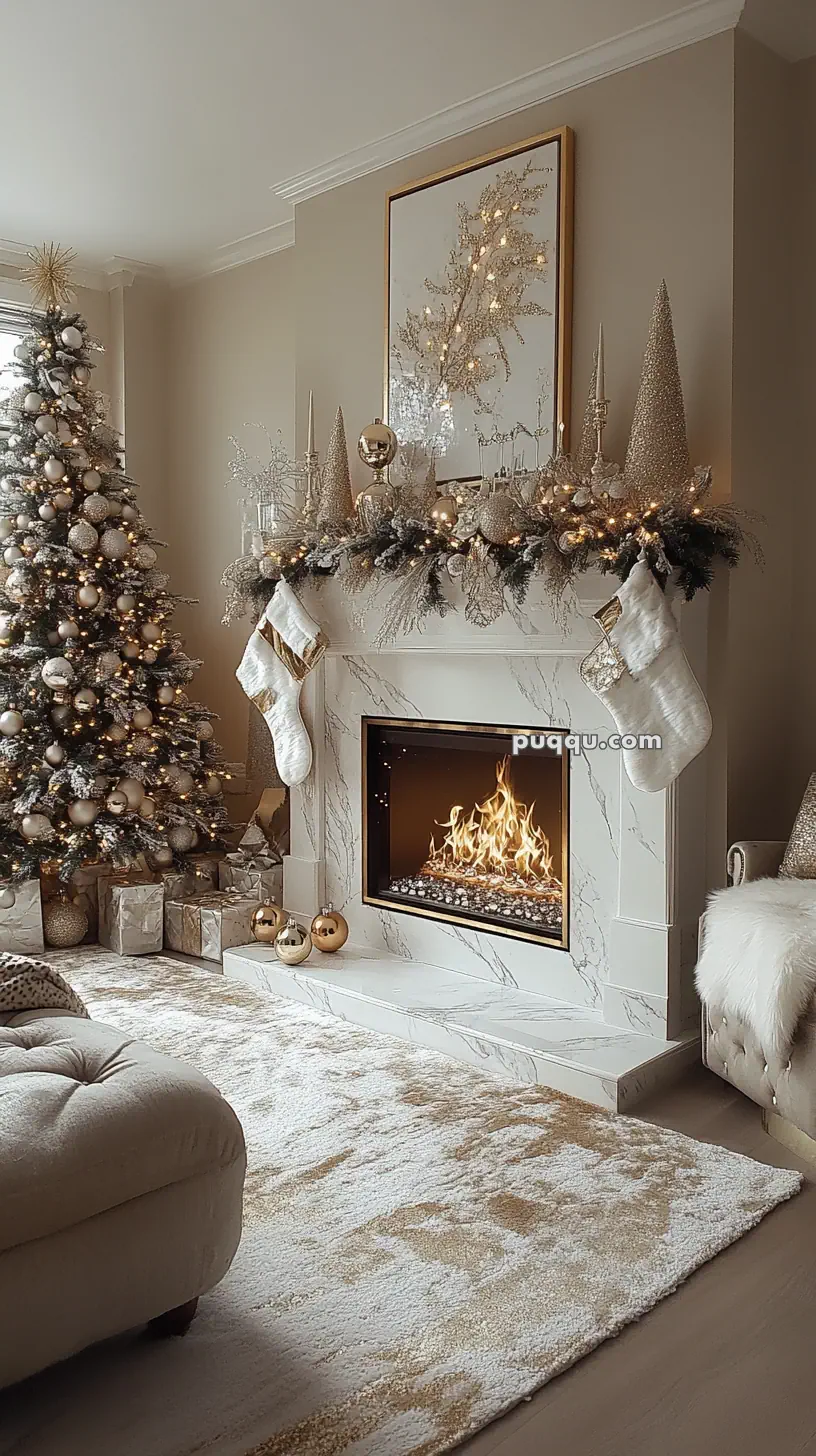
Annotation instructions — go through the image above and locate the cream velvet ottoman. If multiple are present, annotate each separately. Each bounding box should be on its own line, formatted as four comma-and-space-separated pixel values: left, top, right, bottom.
0, 1010, 246, 1390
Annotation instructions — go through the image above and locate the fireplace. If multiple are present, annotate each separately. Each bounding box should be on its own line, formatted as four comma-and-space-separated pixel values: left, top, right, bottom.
362, 718, 569, 948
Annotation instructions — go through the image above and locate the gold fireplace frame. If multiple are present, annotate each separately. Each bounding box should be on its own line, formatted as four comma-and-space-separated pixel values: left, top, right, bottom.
361, 718, 570, 950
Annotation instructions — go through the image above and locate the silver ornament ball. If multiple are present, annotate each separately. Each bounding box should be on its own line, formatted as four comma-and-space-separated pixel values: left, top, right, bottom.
68, 799, 99, 827
42, 656, 75, 690
99, 528, 129, 560
44, 457, 65, 484
0, 710, 23, 736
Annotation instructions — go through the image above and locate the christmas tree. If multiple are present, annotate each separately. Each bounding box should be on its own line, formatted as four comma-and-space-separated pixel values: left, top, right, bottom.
0, 246, 230, 884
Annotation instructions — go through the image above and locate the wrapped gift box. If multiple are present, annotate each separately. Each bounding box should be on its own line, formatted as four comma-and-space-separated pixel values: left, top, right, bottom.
98, 877, 163, 956
164, 890, 259, 962
0, 879, 44, 954
217, 859, 283, 901
187, 853, 224, 892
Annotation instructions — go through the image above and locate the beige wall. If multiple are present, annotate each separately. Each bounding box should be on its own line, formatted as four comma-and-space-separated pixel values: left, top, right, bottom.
729, 32, 800, 841
165, 251, 295, 768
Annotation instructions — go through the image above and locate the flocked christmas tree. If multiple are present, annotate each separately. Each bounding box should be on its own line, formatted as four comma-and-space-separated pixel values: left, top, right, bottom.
0, 244, 230, 883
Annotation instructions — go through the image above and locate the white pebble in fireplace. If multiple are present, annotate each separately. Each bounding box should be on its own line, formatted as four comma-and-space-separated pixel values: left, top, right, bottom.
224, 575, 708, 1110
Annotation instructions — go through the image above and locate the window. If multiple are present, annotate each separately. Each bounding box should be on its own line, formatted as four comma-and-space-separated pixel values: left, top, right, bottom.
0, 305, 32, 441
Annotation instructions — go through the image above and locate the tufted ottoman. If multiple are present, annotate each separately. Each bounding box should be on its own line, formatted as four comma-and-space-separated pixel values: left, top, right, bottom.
0, 1011, 246, 1390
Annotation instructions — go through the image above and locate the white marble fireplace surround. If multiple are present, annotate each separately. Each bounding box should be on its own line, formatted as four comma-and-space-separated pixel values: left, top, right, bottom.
225, 571, 709, 1110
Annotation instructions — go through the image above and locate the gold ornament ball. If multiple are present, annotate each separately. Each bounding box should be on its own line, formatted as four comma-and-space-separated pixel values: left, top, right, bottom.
357, 418, 398, 472
106, 722, 128, 744
251, 902, 286, 943
157, 684, 175, 706
152, 845, 174, 867
430, 495, 459, 529
274, 917, 312, 965
106, 790, 129, 815
478, 494, 523, 546
76, 583, 100, 608
310, 904, 349, 952
132, 707, 153, 729
43, 897, 88, 949
68, 799, 99, 827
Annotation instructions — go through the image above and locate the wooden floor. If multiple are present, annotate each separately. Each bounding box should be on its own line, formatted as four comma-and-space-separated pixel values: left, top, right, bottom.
460, 1065, 816, 1456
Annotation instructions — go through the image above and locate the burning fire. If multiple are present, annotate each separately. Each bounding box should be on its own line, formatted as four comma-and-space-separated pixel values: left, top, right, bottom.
422, 756, 560, 899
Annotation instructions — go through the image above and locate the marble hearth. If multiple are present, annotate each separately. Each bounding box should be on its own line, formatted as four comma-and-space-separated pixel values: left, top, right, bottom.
225, 572, 709, 1110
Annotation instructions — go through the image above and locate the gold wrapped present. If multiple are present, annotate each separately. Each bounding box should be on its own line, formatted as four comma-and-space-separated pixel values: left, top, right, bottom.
164, 890, 260, 962
98, 875, 163, 956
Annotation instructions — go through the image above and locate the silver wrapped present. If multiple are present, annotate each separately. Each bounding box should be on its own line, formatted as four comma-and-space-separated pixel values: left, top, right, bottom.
98, 877, 164, 956
217, 860, 283, 900
187, 854, 224, 892
0, 879, 44, 953
164, 890, 259, 962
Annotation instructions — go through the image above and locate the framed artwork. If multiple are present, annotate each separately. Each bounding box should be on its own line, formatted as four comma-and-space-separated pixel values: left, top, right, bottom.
386, 126, 573, 484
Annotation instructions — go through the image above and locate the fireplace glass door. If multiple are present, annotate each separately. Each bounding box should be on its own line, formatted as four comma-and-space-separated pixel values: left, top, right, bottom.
362, 719, 568, 948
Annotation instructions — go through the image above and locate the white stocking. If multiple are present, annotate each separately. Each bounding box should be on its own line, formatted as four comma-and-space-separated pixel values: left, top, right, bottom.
236, 581, 327, 787
580, 557, 711, 792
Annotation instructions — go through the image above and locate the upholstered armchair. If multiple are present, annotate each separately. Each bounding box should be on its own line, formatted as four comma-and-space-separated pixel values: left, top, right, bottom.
702, 841, 816, 1159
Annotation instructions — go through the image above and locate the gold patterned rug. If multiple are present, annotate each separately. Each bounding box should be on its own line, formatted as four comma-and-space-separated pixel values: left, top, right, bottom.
0, 951, 801, 1456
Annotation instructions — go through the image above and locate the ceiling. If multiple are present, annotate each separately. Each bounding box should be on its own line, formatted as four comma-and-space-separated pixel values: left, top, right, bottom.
0, 0, 811, 280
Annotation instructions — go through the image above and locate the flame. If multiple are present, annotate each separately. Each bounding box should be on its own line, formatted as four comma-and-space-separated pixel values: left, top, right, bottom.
422, 756, 559, 899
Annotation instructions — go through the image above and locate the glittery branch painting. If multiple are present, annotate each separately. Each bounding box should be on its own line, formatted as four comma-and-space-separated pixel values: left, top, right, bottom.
387, 127, 573, 484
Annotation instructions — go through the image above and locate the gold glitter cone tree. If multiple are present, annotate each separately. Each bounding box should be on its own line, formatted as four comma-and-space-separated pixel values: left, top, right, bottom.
0, 247, 232, 885
624, 280, 692, 511
316, 406, 354, 531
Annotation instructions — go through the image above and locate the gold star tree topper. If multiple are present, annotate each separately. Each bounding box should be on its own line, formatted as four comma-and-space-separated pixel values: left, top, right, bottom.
21, 242, 77, 311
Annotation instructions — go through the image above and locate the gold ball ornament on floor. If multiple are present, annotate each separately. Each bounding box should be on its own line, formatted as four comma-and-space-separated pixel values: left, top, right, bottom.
274, 917, 312, 965
251, 902, 287, 943
43, 896, 88, 948
311, 904, 349, 952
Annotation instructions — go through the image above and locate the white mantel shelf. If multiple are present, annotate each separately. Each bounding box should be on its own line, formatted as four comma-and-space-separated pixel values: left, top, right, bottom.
222, 942, 699, 1112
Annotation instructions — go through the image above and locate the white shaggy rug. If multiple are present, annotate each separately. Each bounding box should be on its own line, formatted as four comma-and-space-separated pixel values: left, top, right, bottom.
0, 951, 801, 1456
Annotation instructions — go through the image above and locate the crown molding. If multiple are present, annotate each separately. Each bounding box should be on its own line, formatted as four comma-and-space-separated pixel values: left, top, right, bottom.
273, 0, 745, 206
0, 238, 160, 297
171, 219, 295, 285
739, 0, 816, 62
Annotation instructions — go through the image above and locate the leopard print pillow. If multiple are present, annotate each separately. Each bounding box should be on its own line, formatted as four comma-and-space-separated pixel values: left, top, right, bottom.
0, 952, 89, 1023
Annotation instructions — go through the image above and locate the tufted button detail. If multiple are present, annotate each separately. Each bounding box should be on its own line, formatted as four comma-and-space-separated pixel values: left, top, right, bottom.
786, 1060, 792, 1073
772, 1094, 777, 1106
723, 1062, 728, 1076
763, 1063, 769, 1074
722, 1016, 728, 1026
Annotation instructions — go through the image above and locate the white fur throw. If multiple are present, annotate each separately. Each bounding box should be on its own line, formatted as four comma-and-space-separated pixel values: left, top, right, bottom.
695, 877, 816, 1058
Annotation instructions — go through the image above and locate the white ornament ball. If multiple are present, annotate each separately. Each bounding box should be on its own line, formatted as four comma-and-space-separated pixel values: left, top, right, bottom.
21, 813, 52, 840
138, 796, 156, 820
44, 457, 65, 484
116, 594, 136, 613
73, 364, 91, 385
168, 823, 196, 852
44, 743, 65, 766
68, 521, 98, 554
156, 685, 175, 706
82, 494, 110, 523
117, 777, 145, 809
106, 790, 128, 816
42, 656, 75, 690
73, 688, 97, 713
81, 469, 102, 493
57, 619, 79, 639
152, 845, 174, 867
38, 503, 57, 522
3, 546, 23, 566
205, 774, 222, 796
0, 518, 13, 540
97, 651, 122, 677
0, 710, 23, 736
197, 720, 214, 741
0, 613, 14, 644
99, 528, 128, 560
23, 392, 43, 414
140, 622, 161, 643
120, 504, 138, 523
173, 770, 194, 796
0, 886, 16, 909
51, 704, 71, 725
35, 415, 57, 437
76, 583, 100, 608
60, 325, 83, 350
106, 722, 128, 744
131, 707, 153, 729
16, 515, 31, 529
122, 640, 140, 659
142, 649, 157, 664
13, 343, 29, 362
68, 799, 99, 827
132, 543, 157, 569
53, 491, 73, 511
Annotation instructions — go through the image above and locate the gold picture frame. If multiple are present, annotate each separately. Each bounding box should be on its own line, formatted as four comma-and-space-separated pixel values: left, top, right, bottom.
385, 125, 574, 482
